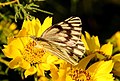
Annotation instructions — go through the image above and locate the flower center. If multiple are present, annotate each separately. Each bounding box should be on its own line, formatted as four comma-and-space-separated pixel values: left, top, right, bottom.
22, 40, 45, 65
69, 68, 91, 81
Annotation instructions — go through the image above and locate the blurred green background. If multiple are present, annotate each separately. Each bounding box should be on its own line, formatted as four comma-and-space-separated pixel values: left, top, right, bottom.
0, 0, 120, 81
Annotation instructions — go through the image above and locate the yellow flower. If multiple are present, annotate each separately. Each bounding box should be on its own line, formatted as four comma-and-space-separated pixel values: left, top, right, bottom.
99, 42, 113, 56
0, 20, 18, 44
111, 53, 120, 76
50, 54, 95, 81
81, 31, 100, 52
50, 59, 114, 81
82, 31, 113, 60
2, 17, 59, 78
21, 17, 52, 37
108, 31, 120, 52
86, 60, 114, 81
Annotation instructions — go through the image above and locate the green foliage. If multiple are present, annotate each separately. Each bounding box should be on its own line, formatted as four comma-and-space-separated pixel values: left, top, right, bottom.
0, 0, 53, 22
14, 3, 53, 22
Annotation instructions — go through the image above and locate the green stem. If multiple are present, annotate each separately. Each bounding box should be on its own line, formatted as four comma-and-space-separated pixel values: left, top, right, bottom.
113, 47, 120, 54
0, 57, 9, 66
32, 8, 53, 15
34, 73, 38, 81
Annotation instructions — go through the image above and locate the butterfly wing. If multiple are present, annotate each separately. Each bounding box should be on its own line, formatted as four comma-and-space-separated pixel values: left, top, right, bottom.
32, 16, 85, 66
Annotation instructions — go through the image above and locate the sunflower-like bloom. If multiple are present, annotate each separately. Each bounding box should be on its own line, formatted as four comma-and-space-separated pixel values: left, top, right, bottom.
50, 56, 114, 81
111, 53, 120, 77
2, 17, 60, 78
81, 31, 100, 52
108, 31, 120, 52
81, 31, 113, 60
0, 20, 19, 43
106, 31, 120, 77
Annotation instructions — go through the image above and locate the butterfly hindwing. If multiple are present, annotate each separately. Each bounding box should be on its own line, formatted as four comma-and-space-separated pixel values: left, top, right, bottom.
32, 16, 85, 66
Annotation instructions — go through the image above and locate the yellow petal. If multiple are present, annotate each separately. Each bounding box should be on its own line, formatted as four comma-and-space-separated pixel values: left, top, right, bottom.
40, 52, 50, 63
66, 76, 74, 81
21, 17, 52, 37
13, 29, 19, 35
38, 76, 48, 81
34, 18, 42, 37
21, 18, 43, 37
29, 18, 37, 36
57, 69, 66, 81
7, 37, 26, 51
22, 20, 30, 30
19, 59, 30, 69
93, 36, 100, 49
85, 31, 91, 40
93, 74, 114, 81
84, 31, 100, 51
24, 66, 37, 78
15, 37, 32, 49
2, 45, 22, 58
22, 19, 35, 36
112, 53, 120, 62
110, 31, 120, 51
100, 42, 113, 56
22, 19, 32, 29
76, 54, 95, 70
40, 63, 50, 70
87, 60, 114, 81
87, 60, 114, 75
90, 36, 100, 51
17, 28, 28, 37
9, 56, 22, 69
9, 23, 17, 30
22, 20, 28, 29
54, 59, 65, 64
47, 54, 58, 64
37, 17, 52, 36
50, 64, 59, 81
36, 64, 45, 76
7, 37, 15, 44
81, 34, 89, 50
111, 31, 120, 40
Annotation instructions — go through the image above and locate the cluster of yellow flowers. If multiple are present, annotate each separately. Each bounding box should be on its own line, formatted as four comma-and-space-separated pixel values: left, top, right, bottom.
2, 17, 120, 81
0, 20, 19, 44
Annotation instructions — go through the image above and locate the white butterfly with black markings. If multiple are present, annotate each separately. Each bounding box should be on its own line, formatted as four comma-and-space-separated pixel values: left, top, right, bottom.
31, 16, 85, 66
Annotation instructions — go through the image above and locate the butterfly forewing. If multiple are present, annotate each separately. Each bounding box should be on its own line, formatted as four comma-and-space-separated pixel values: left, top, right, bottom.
32, 16, 85, 66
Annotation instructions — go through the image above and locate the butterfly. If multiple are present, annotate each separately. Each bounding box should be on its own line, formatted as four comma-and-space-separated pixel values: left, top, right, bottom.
31, 16, 85, 66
